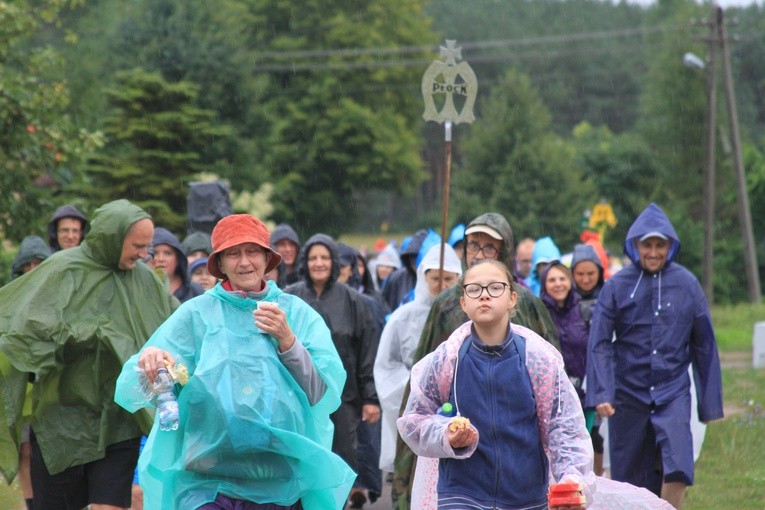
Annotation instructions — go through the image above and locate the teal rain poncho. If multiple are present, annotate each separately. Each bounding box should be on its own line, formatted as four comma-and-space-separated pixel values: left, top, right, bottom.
0, 199, 177, 480
114, 280, 355, 510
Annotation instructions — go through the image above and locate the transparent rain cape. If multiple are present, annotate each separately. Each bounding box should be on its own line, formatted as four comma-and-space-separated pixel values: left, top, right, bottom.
115, 281, 355, 509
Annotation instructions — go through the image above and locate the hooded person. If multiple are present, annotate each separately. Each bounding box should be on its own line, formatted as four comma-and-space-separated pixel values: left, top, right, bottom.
115, 214, 354, 510
0, 199, 178, 509
336, 242, 386, 505
368, 243, 402, 292
579, 230, 612, 281
181, 231, 213, 263
381, 229, 429, 312
188, 256, 217, 291
270, 223, 301, 288
284, 234, 380, 508
570, 243, 606, 324
7, 235, 52, 283
337, 242, 362, 290
151, 227, 205, 303
374, 243, 462, 473
355, 251, 385, 310
526, 235, 561, 297
447, 223, 466, 260
585, 203, 724, 509
391, 212, 560, 509
47, 204, 89, 252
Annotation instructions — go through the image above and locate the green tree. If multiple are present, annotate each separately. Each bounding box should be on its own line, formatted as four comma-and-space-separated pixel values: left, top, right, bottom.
247, 0, 435, 236
0, 0, 100, 243
638, 1, 708, 207
427, 0, 648, 134
571, 122, 663, 250
82, 69, 232, 232
53, 0, 435, 236
452, 68, 594, 248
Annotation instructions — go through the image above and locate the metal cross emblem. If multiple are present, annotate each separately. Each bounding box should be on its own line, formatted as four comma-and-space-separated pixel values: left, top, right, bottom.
421, 40, 477, 124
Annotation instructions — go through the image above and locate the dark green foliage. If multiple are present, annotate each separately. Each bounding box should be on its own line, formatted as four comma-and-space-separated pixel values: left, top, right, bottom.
0, 0, 99, 243
571, 123, 663, 251
6, 0, 765, 302
452, 69, 594, 249
246, 0, 435, 236
427, 0, 648, 134
79, 69, 232, 232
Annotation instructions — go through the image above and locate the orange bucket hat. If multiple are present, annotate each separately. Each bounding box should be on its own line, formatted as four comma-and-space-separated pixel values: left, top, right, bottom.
207, 214, 282, 279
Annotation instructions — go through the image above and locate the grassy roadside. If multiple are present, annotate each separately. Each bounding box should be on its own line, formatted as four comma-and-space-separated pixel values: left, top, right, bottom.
685, 364, 765, 509
685, 301, 765, 509
0, 479, 21, 509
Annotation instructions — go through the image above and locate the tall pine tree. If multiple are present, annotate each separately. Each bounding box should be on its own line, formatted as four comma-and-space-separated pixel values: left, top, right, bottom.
82, 69, 232, 233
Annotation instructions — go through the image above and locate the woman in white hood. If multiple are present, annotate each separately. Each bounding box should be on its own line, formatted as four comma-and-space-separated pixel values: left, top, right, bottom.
373, 243, 463, 472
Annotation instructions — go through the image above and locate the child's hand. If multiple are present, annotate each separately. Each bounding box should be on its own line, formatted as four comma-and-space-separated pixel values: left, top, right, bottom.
446, 417, 477, 448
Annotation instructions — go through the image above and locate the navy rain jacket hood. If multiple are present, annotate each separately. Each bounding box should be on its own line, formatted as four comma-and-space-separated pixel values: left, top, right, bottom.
623, 203, 680, 270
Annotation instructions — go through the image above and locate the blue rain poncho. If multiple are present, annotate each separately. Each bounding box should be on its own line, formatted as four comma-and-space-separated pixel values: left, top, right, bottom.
114, 281, 355, 509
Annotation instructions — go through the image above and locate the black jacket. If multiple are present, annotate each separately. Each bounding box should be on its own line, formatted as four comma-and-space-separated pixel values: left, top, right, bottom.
381, 229, 428, 312
285, 234, 379, 408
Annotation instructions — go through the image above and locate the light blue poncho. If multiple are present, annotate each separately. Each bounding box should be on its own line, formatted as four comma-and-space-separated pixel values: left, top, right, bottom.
115, 281, 355, 509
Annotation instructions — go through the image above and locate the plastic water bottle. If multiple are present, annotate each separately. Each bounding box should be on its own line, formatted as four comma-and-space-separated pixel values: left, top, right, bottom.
437, 402, 455, 417
154, 366, 179, 431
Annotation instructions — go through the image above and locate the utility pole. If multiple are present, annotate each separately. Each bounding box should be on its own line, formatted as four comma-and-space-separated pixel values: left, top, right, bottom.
717, 6, 761, 303
701, 10, 718, 304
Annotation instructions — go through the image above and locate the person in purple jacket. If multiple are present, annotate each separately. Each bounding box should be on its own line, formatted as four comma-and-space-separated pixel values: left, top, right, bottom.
585, 203, 724, 509
541, 262, 589, 405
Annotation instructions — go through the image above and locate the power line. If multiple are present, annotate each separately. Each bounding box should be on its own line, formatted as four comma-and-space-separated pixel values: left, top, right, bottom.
254, 42, 650, 96
252, 24, 688, 70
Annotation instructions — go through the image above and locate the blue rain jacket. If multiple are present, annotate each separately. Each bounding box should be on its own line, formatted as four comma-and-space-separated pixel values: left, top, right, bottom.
584, 203, 723, 422
115, 281, 355, 509
526, 236, 561, 297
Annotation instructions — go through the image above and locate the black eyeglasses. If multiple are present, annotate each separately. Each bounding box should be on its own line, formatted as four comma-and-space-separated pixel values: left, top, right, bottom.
465, 241, 499, 258
462, 281, 509, 299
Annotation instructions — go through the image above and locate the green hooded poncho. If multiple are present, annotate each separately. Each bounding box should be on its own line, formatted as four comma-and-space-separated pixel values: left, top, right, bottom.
391, 212, 560, 509
0, 199, 177, 480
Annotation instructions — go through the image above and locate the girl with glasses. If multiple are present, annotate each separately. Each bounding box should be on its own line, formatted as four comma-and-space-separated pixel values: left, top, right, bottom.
398, 259, 591, 510
397, 259, 675, 510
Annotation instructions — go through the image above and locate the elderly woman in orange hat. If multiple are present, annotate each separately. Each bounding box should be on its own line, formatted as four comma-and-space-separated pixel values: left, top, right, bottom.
115, 214, 355, 510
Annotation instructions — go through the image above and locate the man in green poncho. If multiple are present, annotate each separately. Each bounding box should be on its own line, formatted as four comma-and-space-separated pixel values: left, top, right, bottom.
391, 212, 560, 509
0, 199, 177, 510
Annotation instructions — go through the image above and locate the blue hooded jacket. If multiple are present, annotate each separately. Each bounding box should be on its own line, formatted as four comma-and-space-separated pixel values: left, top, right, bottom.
584, 204, 723, 424
526, 236, 561, 297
